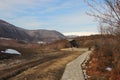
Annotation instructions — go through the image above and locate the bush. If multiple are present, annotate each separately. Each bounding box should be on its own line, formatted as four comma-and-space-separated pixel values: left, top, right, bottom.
86, 38, 120, 80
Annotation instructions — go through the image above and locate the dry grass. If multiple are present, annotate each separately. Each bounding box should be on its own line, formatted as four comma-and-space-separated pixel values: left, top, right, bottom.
10, 49, 86, 80
61, 48, 87, 51
85, 39, 120, 80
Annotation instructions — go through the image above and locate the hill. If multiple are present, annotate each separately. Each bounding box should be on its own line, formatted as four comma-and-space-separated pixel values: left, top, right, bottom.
27, 30, 65, 43
0, 20, 31, 41
0, 19, 65, 43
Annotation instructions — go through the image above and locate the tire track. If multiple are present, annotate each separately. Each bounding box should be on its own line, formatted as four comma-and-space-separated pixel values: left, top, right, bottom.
0, 51, 71, 80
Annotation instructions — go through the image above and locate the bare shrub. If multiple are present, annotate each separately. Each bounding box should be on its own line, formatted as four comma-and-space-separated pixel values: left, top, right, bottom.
85, 0, 120, 79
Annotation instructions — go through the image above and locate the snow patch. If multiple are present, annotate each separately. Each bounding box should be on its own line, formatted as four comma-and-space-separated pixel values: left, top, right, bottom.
1, 49, 21, 55
63, 32, 99, 36
0, 37, 12, 40
106, 67, 112, 71
37, 41, 46, 44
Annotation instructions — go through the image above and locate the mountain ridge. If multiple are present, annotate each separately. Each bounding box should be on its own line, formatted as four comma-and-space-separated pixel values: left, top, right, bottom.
0, 19, 66, 43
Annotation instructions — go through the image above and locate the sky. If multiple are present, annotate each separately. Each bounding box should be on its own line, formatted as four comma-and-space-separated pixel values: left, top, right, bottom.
0, 0, 99, 36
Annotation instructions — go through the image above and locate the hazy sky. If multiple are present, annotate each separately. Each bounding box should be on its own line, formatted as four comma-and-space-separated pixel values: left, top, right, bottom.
0, 0, 98, 35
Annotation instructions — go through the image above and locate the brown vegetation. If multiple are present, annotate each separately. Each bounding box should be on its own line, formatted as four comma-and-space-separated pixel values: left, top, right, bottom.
0, 48, 86, 80
43, 39, 70, 50
0, 37, 87, 80
84, 0, 120, 79
10, 50, 85, 80
75, 34, 115, 47
85, 38, 120, 80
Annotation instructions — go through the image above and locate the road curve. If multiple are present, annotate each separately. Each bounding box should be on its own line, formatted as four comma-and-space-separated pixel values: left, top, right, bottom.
61, 51, 91, 80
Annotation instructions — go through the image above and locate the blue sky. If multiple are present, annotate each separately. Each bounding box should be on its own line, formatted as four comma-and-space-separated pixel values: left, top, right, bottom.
0, 0, 98, 35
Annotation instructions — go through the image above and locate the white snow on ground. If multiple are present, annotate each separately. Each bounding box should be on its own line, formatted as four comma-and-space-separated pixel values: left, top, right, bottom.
1, 49, 21, 55
0, 37, 12, 40
106, 67, 112, 71
63, 32, 99, 36
37, 41, 46, 44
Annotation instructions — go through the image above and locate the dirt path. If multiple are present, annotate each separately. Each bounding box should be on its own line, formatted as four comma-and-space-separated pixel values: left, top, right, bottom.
8, 48, 87, 80
61, 51, 91, 80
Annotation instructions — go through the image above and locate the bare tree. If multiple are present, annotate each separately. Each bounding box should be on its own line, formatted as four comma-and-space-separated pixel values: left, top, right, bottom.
85, 0, 120, 36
